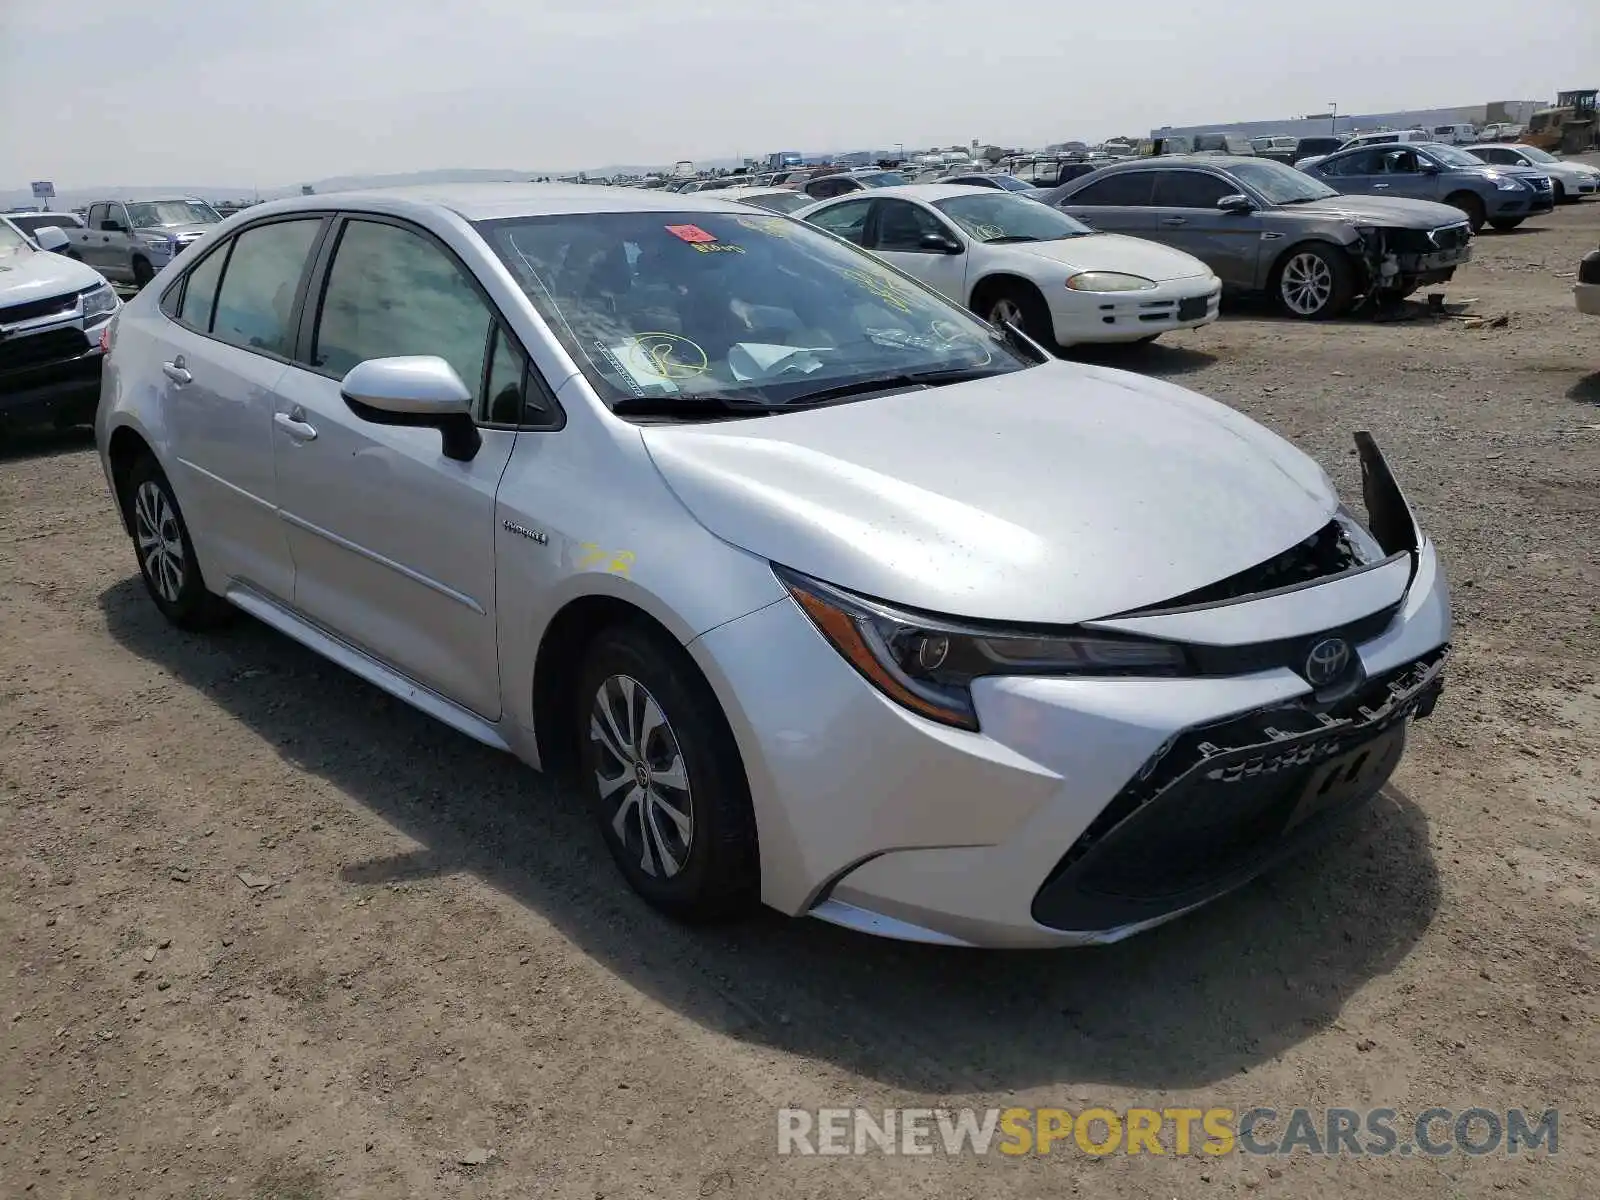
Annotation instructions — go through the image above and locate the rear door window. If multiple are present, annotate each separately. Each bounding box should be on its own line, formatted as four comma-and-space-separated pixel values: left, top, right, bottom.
806, 198, 872, 245
1067, 172, 1157, 206
176, 244, 230, 332
210, 219, 322, 356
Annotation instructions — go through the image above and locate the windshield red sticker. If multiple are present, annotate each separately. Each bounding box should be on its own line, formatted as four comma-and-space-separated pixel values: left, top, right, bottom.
665, 224, 718, 243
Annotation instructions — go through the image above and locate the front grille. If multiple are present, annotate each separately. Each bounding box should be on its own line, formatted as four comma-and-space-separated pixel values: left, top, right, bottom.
0, 326, 90, 373
1427, 224, 1471, 251
0, 290, 78, 326
1030, 647, 1447, 932
1528, 176, 1552, 192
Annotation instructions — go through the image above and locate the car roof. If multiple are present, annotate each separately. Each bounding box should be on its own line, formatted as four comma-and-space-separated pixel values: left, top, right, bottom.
1088, 155, 1259, 171
210, 183, 778, 223
810, 183, 1012, 203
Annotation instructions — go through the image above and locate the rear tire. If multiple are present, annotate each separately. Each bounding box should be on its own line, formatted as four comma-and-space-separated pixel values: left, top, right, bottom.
1446, 192, 1487, 233
1489, 218, 1525, 232
132, 257, 155, 287
124, 456, 230, 631
576, 623, 759, 922
1272, 243, 1356, 320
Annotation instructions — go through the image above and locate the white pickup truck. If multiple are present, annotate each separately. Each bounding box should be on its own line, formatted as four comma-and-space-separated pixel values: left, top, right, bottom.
61, 197, 223, 287
0, 221, 120, 431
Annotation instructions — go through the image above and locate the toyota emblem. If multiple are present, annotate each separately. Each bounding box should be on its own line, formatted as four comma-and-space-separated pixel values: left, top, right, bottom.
1305, 638, 1351, 688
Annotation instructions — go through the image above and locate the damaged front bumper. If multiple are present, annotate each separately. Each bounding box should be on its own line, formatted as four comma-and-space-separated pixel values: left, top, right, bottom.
1354, 224, 1474, 296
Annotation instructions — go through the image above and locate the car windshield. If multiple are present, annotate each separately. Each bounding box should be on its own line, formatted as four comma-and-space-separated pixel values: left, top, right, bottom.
1424, 145, 1486, 169
739, 192, 813, 215
1515, 146, 1559, 164
858, 172, 908, 187
0, 221, 32, 256
1228, 159, 1339, 204
126, 200, 222, 228
476, 210, 1030, 412
987, 175, 1034, 192
933, 193, 1091, 242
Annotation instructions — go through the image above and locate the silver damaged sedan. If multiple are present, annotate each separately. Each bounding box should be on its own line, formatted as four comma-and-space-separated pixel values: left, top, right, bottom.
95, 185, 1450, 948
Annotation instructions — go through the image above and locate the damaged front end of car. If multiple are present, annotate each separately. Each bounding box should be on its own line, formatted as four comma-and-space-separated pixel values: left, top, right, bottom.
1350, 221, 1475, 309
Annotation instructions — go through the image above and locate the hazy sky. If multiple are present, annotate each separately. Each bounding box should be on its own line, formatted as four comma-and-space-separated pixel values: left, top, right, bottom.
3, 0, 1595, 188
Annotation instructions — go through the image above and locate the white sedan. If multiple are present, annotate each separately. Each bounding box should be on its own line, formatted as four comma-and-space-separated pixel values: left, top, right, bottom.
796, 185, 1221, 348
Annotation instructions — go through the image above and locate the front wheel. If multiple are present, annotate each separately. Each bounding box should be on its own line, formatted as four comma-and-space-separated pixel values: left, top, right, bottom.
132, 257, 155, 286
577, 624, 759, 922
1552, 180, 1566, 204
1488, 218, 1524, 232
979, 281, 1055, 349
1274, 244, 1355, 320
125, 456, 230, 630
1446, 192, 1487, 233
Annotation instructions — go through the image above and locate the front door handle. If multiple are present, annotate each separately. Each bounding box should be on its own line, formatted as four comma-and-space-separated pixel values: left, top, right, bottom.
161, 357, 191, 386
1372, 183, 1391, 189
273, 411, 318, 442
1160, 217, 1188, 227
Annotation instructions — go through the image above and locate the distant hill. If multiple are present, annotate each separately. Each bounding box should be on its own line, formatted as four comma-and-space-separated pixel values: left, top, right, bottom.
2, 159, 751, 211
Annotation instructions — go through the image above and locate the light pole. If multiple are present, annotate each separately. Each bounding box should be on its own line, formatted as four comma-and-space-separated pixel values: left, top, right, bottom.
1329, 103, 1338, 135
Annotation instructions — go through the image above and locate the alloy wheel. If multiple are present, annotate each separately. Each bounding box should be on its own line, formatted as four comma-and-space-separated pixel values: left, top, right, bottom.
1280, 252, 1334, 316
990, 296, 1025, 327
134, 480, 185, 603
590, 674, 694, 878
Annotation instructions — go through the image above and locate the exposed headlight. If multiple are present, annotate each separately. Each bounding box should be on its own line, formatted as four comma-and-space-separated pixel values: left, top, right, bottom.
775, 566, 1185, 731
81, 284, 118, 320
1332, 504, 1386, 564
1066, 271, 1158, 292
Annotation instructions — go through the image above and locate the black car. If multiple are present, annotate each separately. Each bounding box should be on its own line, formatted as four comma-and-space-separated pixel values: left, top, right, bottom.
1041, 155, 1474, 319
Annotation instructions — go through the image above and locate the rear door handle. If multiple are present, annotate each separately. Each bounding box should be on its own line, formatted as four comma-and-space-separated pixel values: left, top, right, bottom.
161, 358, 191, 386
273, 411, 318, 442
1160, 217, 1187, 227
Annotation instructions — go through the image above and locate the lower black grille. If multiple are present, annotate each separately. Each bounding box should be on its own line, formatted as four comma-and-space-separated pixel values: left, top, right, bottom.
1177, 295, 1210, 320
1427, 224, 1471, 252
0, 327, 90, 373
0, 291, 78, 326
1030, 647, 1447, 932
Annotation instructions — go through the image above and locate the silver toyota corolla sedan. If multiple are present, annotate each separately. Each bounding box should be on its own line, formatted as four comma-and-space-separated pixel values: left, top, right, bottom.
95, 184, 1450, 948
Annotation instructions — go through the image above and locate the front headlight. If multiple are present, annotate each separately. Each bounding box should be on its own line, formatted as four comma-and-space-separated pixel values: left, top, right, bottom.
1490, 174, 1523, 191
1066, 271, 1158, 292
775, 566, 1186, 731
81, 284, 118, 320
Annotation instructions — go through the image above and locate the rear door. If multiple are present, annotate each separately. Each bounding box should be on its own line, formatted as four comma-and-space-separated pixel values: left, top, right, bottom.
84, 203, 117, 275
1055, 169, 1159, 237
1310, 148, 1386, 196
270, 214, 517, 719
1147, 169, 1262, 287
156, 215, 324, 601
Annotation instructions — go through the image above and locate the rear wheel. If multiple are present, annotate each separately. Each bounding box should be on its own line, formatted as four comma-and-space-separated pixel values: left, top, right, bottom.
1273, 244, 1355, 320
132, 256, 155, 287
576, 623, 759, 922
125, 456, 230, 630
1489, 217, 1525, 232
1446, 191, 1487, 233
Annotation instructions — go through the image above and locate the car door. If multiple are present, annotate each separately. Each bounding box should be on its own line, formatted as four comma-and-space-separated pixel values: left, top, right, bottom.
804, 197, 873, 246
864, 198, 968, 303
1372, 148, 1440, 201
1310, 148, 1385, 196
154, 216, 321, 603
1054, 170, 1159, 237
1146, 169, 1262, 287
269, 214, 516, 719
84, 203, 117, 276
105, 204, 139, 278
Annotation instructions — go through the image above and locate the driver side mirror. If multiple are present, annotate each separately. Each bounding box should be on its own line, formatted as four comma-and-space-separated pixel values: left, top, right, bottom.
1216, 194, 1255, 214
1419, 162, 1440, 174
920, 232, 963, 254
33, 226, 70, 253
340, 356, 482, 462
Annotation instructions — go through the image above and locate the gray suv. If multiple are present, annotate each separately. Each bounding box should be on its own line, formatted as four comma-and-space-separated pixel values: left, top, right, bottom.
1301, 142, 1554, 233
1043, 156, 1472, 319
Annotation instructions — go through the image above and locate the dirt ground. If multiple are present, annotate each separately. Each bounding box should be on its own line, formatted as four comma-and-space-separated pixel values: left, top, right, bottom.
2, 192, 1597, 1200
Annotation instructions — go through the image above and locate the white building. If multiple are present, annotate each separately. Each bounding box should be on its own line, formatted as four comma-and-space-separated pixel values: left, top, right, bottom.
1152, 100, 1545, 142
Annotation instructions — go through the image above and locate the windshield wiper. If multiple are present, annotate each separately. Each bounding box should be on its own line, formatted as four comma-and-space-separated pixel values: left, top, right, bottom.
610, 394, 781, 419
984, 234, 1040, 244
777, 366, 1010, 407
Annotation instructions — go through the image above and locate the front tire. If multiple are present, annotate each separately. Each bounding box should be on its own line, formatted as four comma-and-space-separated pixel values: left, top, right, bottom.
977, 280, 1055, 349
132, 257, 155, 287
1489, 218, 1525, 232
1552, 180, 1566, 204
577, 624, 759, 922
125, 456, 229, 630
1273, 244, 1355, 320
1446, 191, 1487, 233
